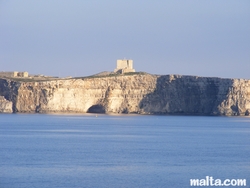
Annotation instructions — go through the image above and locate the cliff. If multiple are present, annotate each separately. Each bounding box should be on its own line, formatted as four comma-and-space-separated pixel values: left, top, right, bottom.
0, 73, 250, 116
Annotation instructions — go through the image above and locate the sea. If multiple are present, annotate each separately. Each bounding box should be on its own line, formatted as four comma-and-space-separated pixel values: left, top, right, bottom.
0, 114, 249, 188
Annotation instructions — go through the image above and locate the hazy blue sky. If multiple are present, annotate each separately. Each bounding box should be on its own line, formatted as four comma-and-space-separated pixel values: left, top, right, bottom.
1, 0, 249, 79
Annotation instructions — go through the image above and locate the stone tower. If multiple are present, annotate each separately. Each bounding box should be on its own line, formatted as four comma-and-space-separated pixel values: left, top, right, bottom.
114, 59, 135, 74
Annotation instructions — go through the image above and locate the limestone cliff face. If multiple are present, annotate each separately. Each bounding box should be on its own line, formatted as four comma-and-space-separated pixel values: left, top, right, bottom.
139, 75, 250, 116
0, 79, 20, 113
0, 74, 250, 116
13, 74, 157, 114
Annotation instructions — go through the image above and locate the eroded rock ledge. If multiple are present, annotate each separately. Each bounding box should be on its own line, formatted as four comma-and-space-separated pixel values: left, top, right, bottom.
0, 74, 250, 116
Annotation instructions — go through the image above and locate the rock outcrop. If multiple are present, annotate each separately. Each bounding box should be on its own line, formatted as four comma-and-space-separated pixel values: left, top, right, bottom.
0, 96, 12, 113
0, 74, 250, 116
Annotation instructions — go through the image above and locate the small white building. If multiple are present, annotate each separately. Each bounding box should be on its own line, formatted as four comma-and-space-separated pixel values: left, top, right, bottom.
114, 59, 135, 74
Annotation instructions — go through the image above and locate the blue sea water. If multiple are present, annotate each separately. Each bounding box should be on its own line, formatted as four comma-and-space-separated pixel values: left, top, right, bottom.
0, 114, 249, 188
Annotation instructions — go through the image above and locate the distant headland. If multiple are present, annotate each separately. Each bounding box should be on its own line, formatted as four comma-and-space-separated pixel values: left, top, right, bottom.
0, 60, 250, 116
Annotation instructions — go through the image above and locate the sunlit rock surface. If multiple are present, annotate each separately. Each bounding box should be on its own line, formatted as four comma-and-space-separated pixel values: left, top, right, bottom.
0, 96, 12, 113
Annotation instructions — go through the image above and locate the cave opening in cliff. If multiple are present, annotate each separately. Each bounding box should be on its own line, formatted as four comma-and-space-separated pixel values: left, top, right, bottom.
87, 104, 106, 113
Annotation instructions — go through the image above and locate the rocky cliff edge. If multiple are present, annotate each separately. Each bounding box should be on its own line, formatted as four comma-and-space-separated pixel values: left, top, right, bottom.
0, 73, 249, 116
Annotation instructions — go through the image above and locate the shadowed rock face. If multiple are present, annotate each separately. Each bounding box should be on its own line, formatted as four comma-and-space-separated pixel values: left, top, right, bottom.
139, 75, 235, 115
0, 74, 249, 116
0, 79, 21, 113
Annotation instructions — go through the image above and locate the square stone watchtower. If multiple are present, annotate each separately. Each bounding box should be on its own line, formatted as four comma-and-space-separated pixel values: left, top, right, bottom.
114, 59, 135, 74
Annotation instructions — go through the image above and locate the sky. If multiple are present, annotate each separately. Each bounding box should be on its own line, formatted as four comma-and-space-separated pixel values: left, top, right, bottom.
0, 0, 250, 79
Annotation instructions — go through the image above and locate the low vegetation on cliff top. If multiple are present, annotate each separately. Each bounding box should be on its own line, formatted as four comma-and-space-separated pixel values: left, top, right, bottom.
75, 71, 149, 80
0, 72, 149, 83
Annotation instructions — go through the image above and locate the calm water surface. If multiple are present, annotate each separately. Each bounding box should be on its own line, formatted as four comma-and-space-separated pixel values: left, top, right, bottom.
0, 114, 249, 188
